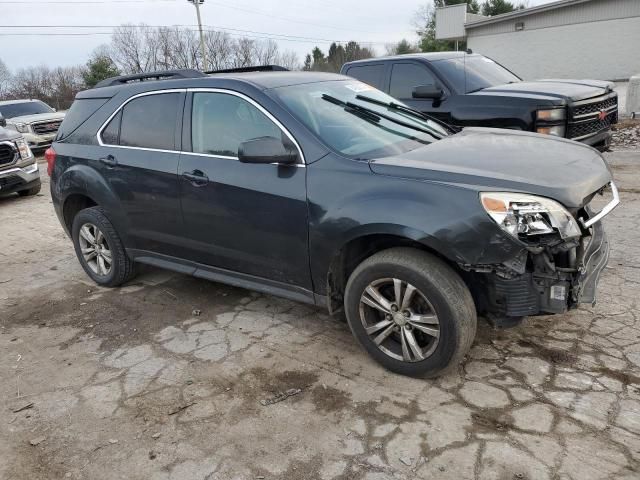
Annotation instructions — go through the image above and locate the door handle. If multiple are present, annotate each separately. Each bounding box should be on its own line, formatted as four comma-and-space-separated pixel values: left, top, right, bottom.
99, 155, 118, 168
182, 170, 209, 186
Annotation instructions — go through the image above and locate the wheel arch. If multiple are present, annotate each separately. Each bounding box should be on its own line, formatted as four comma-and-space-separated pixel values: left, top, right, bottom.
324, 226, 466, 314
57, 164, 127, 241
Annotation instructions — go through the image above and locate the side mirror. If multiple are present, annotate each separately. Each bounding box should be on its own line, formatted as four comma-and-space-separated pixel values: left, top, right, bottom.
412, 85, 444, 100
238, 136, 298, 165
0, 115, 6, 128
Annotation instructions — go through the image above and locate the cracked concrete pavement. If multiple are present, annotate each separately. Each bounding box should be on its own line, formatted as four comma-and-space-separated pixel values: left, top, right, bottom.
1, 151, 639, 480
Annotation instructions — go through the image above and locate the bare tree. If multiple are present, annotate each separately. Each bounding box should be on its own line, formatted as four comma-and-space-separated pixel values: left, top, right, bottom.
231, 38, 256, 68
0, 58, 12, 99
205, 31, 234, 70
277, 50, 300, 70
110, 24, 152, 73
255, 39, 279, 65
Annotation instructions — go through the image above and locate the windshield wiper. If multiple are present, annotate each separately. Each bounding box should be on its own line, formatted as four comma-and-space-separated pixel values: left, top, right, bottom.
321, 94, 442, 140
355, 95, 452, 136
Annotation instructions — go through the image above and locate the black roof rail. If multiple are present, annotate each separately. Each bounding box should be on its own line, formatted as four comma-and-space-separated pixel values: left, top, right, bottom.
94, 69, 207, 88
204, 65, 289, 75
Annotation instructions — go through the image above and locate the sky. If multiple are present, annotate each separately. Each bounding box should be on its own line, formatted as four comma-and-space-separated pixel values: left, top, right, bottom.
0, 0, 557, 72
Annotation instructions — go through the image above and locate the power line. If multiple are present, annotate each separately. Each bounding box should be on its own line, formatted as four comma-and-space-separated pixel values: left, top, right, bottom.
0, 28, 383, 46
0, 0, 174, 3
0, 25, 381, 45
206, 1, 378, 34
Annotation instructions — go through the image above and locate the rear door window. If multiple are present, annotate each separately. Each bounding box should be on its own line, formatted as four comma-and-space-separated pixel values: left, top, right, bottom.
117, 93, 180, 150
389, 63, 437, 99
344, 64, 386, 90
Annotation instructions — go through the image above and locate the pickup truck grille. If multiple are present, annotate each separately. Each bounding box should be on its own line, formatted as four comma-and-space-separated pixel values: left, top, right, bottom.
0, 142, 17, 167
568, 112, 617, 140
568, 93, 618, 141
31, 119, 62, 135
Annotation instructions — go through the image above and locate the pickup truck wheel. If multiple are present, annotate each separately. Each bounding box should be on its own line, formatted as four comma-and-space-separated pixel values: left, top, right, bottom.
71, 206, 136, 287
344, 247, 476, 377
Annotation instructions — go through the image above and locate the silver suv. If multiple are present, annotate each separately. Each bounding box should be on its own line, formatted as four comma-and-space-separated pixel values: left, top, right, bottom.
0, 99, 65, 152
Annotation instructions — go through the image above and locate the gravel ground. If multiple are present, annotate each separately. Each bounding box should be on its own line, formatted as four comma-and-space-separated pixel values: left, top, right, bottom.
612, 120, 640, 151
1, 151, 639, 480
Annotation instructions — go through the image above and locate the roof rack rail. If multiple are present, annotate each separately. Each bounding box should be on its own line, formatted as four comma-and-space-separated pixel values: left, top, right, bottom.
94, 69, 207, 88
204, 65, 289, 75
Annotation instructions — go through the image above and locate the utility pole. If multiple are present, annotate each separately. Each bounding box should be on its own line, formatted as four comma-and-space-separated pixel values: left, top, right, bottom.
188, 0, 208, 71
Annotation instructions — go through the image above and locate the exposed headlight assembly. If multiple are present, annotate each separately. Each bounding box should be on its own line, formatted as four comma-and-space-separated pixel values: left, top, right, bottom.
480, 192, 581, 240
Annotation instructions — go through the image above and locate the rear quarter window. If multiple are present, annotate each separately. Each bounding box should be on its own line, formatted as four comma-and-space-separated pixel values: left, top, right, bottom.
344, 64, 386, 90
56, 98, 109, 140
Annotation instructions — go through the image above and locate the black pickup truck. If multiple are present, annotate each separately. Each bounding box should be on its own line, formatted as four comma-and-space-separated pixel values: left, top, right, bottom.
341, 52, 618, 151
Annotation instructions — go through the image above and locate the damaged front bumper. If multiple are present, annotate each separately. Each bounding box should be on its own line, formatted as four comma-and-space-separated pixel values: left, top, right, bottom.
464, 185, 617, 325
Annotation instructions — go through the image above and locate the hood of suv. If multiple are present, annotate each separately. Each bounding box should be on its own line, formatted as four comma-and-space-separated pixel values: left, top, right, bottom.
8, 112, 65, 124
369, 127, 611, 208
471, 79, 614, 102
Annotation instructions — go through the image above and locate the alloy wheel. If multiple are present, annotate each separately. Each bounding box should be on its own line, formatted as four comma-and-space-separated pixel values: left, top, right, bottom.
358, 278, 440, 362
78, 223, 112, 276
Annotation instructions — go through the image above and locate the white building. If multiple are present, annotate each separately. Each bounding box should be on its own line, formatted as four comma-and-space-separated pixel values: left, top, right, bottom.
435, 0, 640, 81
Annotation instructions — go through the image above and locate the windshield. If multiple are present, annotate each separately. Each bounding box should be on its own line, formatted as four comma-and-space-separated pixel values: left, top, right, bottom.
272, 80, 448, 160
431, 55, 521, 94
0, 100, 54, 119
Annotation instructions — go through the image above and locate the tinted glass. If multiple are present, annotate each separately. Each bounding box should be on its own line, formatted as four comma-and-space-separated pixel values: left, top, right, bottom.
389, 63, 437, 99
430, 55, 521, 94
119, 93, 179, 150
191, 92, 282, 157
344, 64, 386, 90
101, 110, 121, 145
57, 98, 108, 140
0, 100, 54, 118
273, 80, 447, 160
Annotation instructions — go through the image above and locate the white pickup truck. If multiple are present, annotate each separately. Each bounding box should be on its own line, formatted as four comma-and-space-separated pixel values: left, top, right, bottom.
0, 99, 65, 152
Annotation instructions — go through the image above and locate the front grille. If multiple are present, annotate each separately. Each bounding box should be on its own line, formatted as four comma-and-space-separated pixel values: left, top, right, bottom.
568, 93, 618, 141
573, 96, 617, 117
568, 111, 617, 140
0, 143, 17, 166
31, 119, 62, 135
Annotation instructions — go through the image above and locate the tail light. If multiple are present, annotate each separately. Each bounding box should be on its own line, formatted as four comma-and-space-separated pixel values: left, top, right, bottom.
45, 147, 57, 176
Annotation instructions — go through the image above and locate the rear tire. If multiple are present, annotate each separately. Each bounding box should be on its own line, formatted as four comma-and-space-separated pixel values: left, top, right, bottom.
344, 247, 476, 378
72, 206, 136, 287
18, 182, 41, 197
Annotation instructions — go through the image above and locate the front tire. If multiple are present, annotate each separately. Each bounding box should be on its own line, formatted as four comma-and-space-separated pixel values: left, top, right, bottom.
344, 247, 476, 377
71, 206, 136, 287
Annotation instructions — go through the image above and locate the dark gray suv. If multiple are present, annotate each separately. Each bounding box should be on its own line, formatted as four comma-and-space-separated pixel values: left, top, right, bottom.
48, 68, 617, 377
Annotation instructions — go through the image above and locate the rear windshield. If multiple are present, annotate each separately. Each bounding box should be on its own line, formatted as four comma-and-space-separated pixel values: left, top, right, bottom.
430, 55, 521, 94
56, 98, 109, 140
0, 100, 54, 118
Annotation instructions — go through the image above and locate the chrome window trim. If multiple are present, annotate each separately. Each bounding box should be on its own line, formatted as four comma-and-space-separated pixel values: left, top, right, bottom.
95, 87, 306, 167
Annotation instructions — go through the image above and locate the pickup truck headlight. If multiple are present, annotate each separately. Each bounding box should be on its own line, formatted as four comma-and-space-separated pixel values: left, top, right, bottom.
480, 192, 581, 240
12, 123, 31, 134
536, 108, 566, 122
